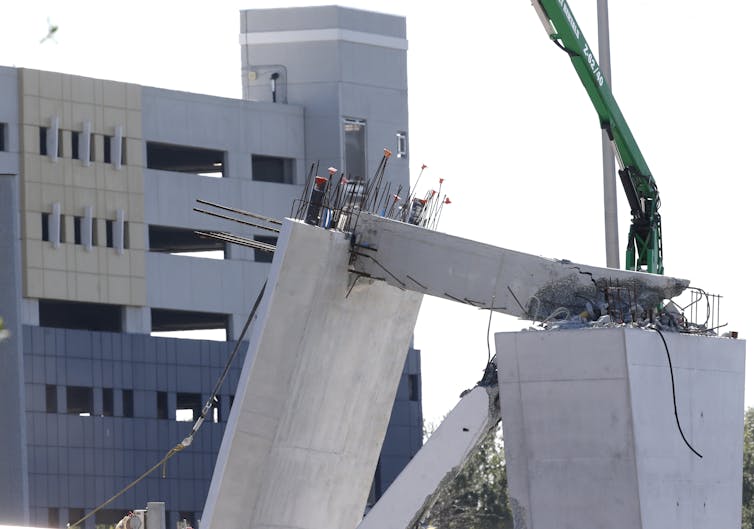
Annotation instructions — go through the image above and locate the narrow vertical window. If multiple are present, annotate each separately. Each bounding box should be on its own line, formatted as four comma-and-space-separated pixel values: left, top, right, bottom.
122, 389, 134, 418
121, 136, 127, 165
59, 214, 66, 244
343, 118, 367, 181
408, 374, 419, 401
41, 212, 50, 242
157, 391, 168, 419
46, 384, 57, 413
74, 216, 82, 245
104, 136, 112, 163
72, 131, 80, 159
89, 134, 96, 163
48, 508, 59, 528
102, 388, 114, 417
57, 128, 64, 158
0, 122, 6, 152
105, 219, 114, 248
39, 127, 48, 155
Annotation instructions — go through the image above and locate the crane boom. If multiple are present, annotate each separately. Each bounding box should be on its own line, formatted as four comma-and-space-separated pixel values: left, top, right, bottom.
531, 0, 663, 274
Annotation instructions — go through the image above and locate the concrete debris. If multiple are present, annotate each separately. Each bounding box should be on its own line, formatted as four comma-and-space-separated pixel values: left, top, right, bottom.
536, 297, 722, 335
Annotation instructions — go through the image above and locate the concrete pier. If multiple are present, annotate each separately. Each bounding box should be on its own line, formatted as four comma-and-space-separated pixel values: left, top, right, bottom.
497, 327, 745, 529
201, 219, 422, 529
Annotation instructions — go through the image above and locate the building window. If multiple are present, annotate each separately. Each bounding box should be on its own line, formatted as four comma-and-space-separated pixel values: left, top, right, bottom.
122, 389, 134, 418
39, 127, 48, 155
105, 219, 114, 248
148, 224, 225, 259
94, 509, 125, 529
0, 122, 6, 151
59, 213, 66, 243
57, 128, 64, 158
121, 136, 127, 165
67, 386, 94, 416
396, 131, 408, 159
72, 130, 80, 159
104, 135, 112, 163
46, 384, 57, 413
48, 507, 59, 528
408, 374, 419, 402
102, 388, 114, 417
151, 309, 229, 341
74, 216, 82, 245
253, 235, 277, 263
343, 118, 367, 181
146, 142, 225, 178
39, 299, 123, 332
68, 508, 85, 527
89, 134, 96, 163
176, 393, 202, 422
157, 391, 168, 419
92, 218, 100, 246
251, 155, 294, 183
41, 212, 50, 242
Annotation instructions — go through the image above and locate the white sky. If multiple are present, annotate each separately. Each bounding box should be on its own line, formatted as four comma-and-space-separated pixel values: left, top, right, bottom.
2, 0, 752, 425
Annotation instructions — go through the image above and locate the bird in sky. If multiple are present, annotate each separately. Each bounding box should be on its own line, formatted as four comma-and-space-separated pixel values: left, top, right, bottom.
40, 18, 59, 44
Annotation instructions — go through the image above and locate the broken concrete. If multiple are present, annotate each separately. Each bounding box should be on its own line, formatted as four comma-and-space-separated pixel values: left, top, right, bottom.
357, 385, 500, 529
351, 214, 688, 321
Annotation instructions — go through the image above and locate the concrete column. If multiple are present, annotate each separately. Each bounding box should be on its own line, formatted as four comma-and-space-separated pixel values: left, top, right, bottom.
202, 219, 422, 529
122, 306, 151, 334
497, 327, 745, 529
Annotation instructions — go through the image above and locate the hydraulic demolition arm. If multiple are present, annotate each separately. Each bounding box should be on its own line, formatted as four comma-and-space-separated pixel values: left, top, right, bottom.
531, 0, 664, 274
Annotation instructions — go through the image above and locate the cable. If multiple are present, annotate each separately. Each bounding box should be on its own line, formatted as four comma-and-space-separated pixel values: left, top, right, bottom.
69, 281, 268, 528
486, 295, 495, 364
654, 328, 703, 459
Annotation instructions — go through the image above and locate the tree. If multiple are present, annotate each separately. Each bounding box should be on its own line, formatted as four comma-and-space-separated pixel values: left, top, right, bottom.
421, 427, 512, 529
743, 408, 754, 528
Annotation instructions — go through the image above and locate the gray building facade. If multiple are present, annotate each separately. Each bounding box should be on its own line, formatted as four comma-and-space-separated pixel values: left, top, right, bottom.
0, 6, 421, 528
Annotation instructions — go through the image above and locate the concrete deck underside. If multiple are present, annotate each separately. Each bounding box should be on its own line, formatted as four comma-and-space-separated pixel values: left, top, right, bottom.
497, 327, 745, 529
202, 220, 422, 529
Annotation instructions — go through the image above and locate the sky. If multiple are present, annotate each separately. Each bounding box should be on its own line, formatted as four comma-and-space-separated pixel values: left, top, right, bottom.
1, 0, 752, 426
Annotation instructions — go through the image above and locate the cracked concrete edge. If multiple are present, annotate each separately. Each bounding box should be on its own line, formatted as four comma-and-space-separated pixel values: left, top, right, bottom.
408, 385, 502, 528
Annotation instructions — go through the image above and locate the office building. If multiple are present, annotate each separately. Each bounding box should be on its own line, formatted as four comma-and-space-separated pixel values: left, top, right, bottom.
0, 6, 421, 527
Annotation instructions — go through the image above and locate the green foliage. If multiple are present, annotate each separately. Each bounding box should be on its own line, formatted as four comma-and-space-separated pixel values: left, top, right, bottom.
423, 427, 512, 529
743, 408, 754, 528
0, 316, 9, 342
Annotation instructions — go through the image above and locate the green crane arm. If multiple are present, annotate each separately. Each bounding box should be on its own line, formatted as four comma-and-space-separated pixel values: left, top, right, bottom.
531, 0, 663, 274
